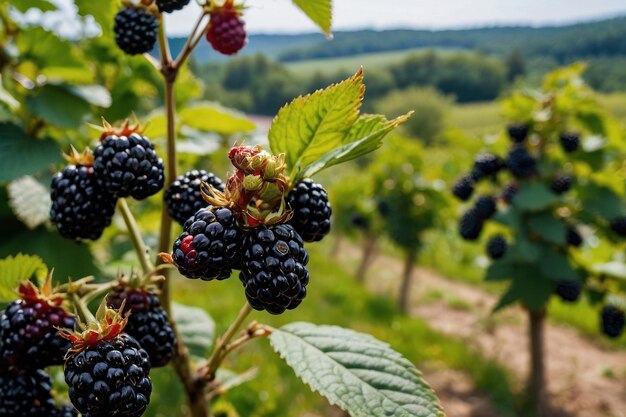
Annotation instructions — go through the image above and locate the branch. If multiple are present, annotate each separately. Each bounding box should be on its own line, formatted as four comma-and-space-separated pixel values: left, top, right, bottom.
174, 11, 210, 68
118, 198, 153, 274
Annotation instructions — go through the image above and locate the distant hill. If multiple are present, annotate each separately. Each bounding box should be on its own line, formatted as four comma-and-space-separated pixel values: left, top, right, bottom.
175, 15, 626, 64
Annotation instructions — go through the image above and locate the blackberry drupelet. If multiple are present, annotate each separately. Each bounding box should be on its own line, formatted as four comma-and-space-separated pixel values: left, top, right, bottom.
156, 0, 190, 13
113, 7, 158, 55
240, 224, 310, 314
560, 132, 580, 153
459, 209, 483, 241
106, 289, 175, 367
93, 132, 164, 200
171, 207, 244, 280
471, 153, 503, 181
506, 147, 537, 179
610, 216, 626, 237
164, 169, 225, 226
452, 175, 474, 201
287, 179, 332, 242
567, 227, 583, 247
551, 174, 572, 194
486, 235, 507, 259
555, 280, 581, 302
507, 123, 529, 143
474, 195, 497, 220
206, 6, 247, 55
50, 164, 117, 241
64, 333, 151, 417
0, 368, 57, 415
600, 305, 625, 338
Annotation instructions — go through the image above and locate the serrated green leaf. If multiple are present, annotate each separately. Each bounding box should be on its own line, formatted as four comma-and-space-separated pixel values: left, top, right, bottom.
0, 254, 48, 302
0, 123, 60, 182
25, 84, 91, 128
269, 69, 364, 173
580, 183, 623, 219
512, 183, 558, 211
539, 250, 577, 281
18, 27, 87, 70
494, 266, 553, 311
508, 238, 541, 263
68, 85, 112, 108
8, 176, 51, 230
172, 303, 215, 359
527, 212, 566, 244
180, 102, 256, 135
269, 322, 444, 417
292, 0, 332, 37
10, 0, 57, 13
485, 259, 514, 281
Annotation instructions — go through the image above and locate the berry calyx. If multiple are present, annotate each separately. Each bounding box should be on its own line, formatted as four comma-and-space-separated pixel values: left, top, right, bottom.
287, 179, 332, 242
114, 6, 158, 55
206, 1, 247, 55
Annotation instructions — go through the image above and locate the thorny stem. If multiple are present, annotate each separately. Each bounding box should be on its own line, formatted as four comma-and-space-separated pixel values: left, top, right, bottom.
118, 198, 153, 274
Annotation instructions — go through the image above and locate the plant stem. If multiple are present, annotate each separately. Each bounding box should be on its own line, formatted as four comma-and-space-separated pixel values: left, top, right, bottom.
71, 292, 96, 324
174, 11, 209, 68
118, 198, 152, 274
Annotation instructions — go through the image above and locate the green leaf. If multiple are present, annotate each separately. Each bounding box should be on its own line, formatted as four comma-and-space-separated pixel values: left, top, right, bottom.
292, 0, 332, 37
180, 102, 256, 135
300, 113, 411, 179
215, 367, 258, 392
485, 259, 514, 281
269, 69, 365, 173
512, 182, 558, 211
269, 322, 444, 417
494, 266, 553, 311
8, 176, 51, 230
10, 0, 57, 12
74, 0, 117, 35
68, 85, 112, 108
539, 250, 577, 281
0, 123, 60, 182
25, 84, 91, 128
527, 212, 566, 244
0, 254, 48, 302
172, 303, 215, 359
580, 183, 623, 219
507, 239, 540, 263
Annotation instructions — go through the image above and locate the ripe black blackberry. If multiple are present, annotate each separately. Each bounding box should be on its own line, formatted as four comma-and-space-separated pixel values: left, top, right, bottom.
506, 147, 537, 179
474, 195, 497, 220
55, 405, 79, 417
600, 305, 625, 338
93, 130, 165, 200
156, 0, 190, 13
114, 7, 158, 55
459, 209, 483, 241
486, 235, 507, 259
287, 179, 332, 242
610, 216, 626, 237
551, 174, 572, 194
106, 288, 175, 367
501, 183, 519, 205
164, 169, 225, 226
567, 227, 583, 247
64, 332, 152, 417
206, 5, 247, 55
50, 162, 118, 241
554, 280, 581, 302
240, 224, 310, 314
171, 207, 244, 280
507, 123, 529, 143
452, 175, 474, 201
351, 214, 369, 231
0, 282, 75, 369
0, 368, 57, 415
560, 132, 580, 153
471, 153, 503, 181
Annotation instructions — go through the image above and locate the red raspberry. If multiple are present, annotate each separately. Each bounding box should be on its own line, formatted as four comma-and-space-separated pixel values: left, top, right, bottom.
206, 4, 247, 55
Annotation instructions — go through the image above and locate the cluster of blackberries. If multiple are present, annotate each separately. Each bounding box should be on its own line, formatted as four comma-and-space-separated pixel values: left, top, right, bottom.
50, 126, 164, 241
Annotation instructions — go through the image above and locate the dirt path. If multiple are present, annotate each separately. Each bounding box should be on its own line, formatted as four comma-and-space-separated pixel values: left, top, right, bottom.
339, 243, 626, 417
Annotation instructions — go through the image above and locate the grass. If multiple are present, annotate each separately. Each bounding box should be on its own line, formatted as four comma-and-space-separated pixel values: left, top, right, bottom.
449, 101, 502, 137
146, 243, 517, 417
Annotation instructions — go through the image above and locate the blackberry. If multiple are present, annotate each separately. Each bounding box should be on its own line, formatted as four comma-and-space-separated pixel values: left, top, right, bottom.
459, 209, 483, 241
474, 195, 497, 220
560, 132, 580, 153
65, 333, 152, 417
486, 235, 507, 259
55, 405, 79, 417
377, 200, 391, 216
554, 280, 581, 302
551, 174, 572, 194
506, 147, 536, 179
567, 227, 583, 247
172, 207, 244, 280
50, 163, 117, 241
600, 305, 625, 338
240, 224, 309, 314
507, 123, 529, 143
471, 153, 503, 181
287, 179, 332, 242
351, 214, 369, 231
93, 132, 165, 200
501, 183, 519, 205
206, 6, 247, 55
0, 368, 57, 415
1, 282, 75, 369
164, 170, 225, 226
106, 289, 175, 367
610, 216, 626, 237
156, 0, 190, 13
452, 175, 474, 201
114, 7, 158, 55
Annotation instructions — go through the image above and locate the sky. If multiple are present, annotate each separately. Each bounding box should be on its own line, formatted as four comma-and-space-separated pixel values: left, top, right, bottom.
22, 0, 626, 37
